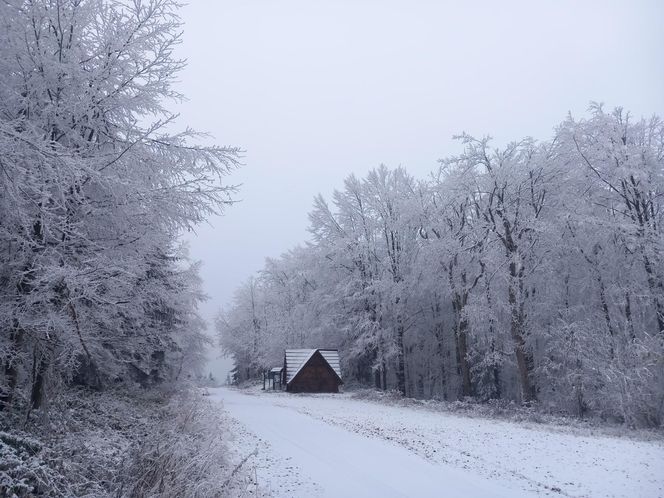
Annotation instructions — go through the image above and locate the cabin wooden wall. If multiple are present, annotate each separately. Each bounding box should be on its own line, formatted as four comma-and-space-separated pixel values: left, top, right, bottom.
287, 352, 340, 393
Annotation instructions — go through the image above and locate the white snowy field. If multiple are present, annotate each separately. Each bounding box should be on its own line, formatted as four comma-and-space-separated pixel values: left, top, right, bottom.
211, 387, 664, 498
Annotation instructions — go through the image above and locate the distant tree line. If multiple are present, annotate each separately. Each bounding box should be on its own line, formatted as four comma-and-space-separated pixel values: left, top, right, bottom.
219, 106, 664, 427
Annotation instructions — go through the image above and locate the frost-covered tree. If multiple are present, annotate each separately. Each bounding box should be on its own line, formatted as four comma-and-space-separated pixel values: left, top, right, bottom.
439, 136, 559, 402
544, 105, 664, 425
306, 167, 423, 395
420, 169, 487, 398
0, 0, 238, 411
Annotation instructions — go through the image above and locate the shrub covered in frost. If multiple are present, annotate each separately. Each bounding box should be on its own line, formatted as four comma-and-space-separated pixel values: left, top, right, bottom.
0, 431, 70, 497
0, 386, 242, 497
118, 390, 237, 497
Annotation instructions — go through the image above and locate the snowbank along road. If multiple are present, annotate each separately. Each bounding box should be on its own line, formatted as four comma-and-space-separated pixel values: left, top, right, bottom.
211, 388, 664, 498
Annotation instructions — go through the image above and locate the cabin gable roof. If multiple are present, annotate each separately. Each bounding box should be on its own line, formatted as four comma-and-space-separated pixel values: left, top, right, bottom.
285, 348, 342, 386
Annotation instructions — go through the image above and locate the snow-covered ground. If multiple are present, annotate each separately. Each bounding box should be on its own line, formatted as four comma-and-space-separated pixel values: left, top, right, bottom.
210, 388, 664, 498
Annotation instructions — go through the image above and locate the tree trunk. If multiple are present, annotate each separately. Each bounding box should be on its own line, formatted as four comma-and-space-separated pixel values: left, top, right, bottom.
508, 262, 537, 403
457, 313, 472, 398
511, 325, 536, 403
491, 350, 501, 400
0, 328, 22, 411
433, 318, 448, 401
452, 292, 473, 398
485, 276, 501, 399
596, 274, 615, 358
1, 360, 19, 410
30, 352, 47, 410
624, 291, 636, 340
642, 252, 664, 333
395, 320, 406, 396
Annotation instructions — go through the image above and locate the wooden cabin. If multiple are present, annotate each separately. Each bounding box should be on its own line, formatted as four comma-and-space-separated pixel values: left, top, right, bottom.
284, 349, 342, 393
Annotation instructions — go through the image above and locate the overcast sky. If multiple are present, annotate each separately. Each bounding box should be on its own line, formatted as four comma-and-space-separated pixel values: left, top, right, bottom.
172, 0, 664, 379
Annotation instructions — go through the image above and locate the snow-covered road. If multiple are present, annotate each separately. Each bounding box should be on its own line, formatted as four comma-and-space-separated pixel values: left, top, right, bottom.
211, 388, 664, 498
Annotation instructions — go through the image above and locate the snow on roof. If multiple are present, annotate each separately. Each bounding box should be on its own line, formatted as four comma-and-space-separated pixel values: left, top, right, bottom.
285, 349, 341, 384
270, 367, 283, 373
319, 350, 341, 379
285, 349, 316, 384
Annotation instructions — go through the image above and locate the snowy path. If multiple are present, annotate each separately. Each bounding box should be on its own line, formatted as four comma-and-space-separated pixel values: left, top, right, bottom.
211, 388, 664, 498
214, 388, 522, 498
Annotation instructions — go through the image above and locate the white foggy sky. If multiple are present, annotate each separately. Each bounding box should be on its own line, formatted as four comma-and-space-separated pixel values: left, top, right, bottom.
171, 1, 664, 376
